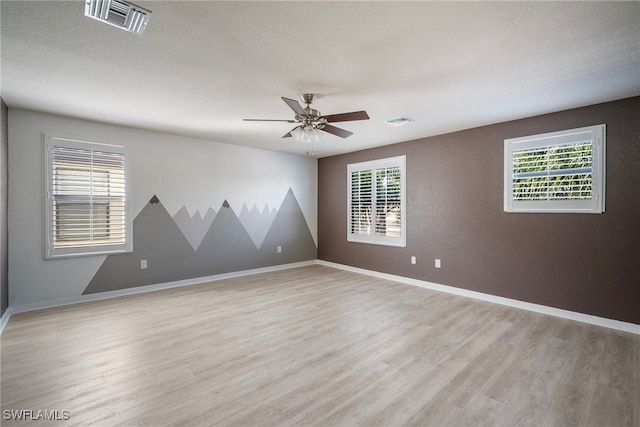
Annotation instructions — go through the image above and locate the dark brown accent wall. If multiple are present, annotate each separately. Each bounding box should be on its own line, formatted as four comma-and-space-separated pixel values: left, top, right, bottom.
318, 96, 640, 325
1, 98, 8, 316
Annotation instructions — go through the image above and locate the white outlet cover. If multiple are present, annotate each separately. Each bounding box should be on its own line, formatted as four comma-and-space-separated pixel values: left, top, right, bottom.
141, 260, 147, 269
435, 259, 441, 268
411, 256, 416, 264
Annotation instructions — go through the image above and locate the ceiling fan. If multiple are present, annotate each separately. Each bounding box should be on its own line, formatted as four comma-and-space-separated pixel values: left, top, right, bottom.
243, 94, 369, 140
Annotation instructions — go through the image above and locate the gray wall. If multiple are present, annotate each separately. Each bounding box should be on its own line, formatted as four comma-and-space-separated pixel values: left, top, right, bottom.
8, 109, 317, 307
0, 98, 7, 316
318, 96, 640, 325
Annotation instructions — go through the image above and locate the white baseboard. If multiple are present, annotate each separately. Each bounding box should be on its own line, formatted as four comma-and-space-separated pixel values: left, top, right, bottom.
3, 259, 637, 336
0, 307, 13, 335
0, 260, 316, 335
316, 260, 640, 335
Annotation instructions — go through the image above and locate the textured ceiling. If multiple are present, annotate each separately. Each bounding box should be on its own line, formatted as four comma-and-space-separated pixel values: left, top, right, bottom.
1, 1, 639, 158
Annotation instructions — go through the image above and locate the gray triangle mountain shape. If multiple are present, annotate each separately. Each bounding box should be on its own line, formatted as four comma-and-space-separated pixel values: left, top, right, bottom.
190, 201, 261, 276
173, 206, 217, 251
83, 196, 197, 294
239, 203, 276, 249
258, 188, 317, 264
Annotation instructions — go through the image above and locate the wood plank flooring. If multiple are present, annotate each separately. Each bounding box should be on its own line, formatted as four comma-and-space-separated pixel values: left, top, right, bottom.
1, 265, 638, 426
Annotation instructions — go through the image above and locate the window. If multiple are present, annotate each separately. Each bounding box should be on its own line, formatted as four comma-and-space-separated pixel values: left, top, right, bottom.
44, 135, 132, 259
348, 155, 406, 247
504, 124, 605, 213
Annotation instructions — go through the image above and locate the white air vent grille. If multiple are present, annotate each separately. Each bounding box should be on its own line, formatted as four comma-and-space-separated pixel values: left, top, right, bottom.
84, 0, 151, 35
385, 116, 415, 127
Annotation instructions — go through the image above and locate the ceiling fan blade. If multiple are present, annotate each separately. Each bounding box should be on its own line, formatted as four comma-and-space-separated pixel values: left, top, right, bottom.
283, 125, 300, 138
281, 97, 306, 116
243, 119, 296, 122
321, 124, 353, 138
321, 111, 369, 123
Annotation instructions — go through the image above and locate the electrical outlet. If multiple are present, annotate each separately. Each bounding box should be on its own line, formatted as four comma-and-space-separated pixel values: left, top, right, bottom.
141, 259, 147, 269
277, 246, 282, 253
411, 256, 416, 265
435, 259, 441, 268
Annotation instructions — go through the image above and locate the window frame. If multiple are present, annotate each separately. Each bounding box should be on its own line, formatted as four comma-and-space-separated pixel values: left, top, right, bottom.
504, 124, 606, 214
43, 134, 132, 259
347, 155, 406, 247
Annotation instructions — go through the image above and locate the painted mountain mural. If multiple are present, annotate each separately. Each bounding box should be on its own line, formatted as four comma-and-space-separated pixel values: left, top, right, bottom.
173, 206, 216, 250
83, 188, 316, 295
238, 203, 277, 249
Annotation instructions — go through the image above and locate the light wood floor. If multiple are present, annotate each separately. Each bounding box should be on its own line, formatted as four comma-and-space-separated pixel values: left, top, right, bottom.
1, 265, 638, 426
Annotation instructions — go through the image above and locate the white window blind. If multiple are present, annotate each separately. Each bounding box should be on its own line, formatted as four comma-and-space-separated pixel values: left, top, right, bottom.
44, 135, 132, 258
350, 169, 373, 236
504, 124, 605, 213
348, 155, 406, 247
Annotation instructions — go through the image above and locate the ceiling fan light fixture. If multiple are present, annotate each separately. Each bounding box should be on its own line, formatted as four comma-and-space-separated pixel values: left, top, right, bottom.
294, 124, 321, 143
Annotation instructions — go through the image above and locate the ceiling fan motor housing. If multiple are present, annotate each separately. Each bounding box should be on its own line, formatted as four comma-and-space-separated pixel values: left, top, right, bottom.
297, 109, 327, 130
298, 108, 321, 120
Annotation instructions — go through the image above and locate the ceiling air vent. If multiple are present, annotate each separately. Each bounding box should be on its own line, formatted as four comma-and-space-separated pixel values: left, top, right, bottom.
385, 116, 415, 127
84, 0, 151, 35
